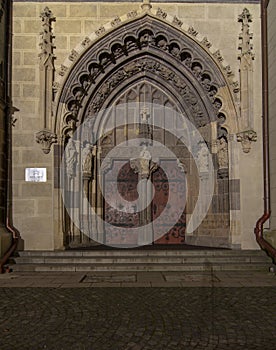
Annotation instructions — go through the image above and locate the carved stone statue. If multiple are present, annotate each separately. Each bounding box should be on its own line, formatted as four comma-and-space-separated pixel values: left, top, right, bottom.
66, 141, 78, 177
217, 137, 228, 169
197, 142, 209, 173
140, 146, 152, 177
82, 142, 93, 175
130, 146, 158, 179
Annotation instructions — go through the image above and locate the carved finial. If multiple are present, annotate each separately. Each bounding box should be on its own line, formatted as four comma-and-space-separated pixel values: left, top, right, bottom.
238, 8, 254, 59
141, 0, 152, 12
39, 7, 56, 67
238, 8, 252, 25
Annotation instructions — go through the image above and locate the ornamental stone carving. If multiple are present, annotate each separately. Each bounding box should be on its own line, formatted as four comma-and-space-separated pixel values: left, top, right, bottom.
82, 142, 95, 178
172, 16, 183, 28
197, 141, 209, 173
156, 8, 167, 19
238, 8, 254, 59
39, 7, 55, 68
86, 57, 210, 129
81, 37, 91, 48
127, 10, 137, 19
35, 129, 57, 154
141, 0, 152, 12
55, 15, 239, 143
236, 130, 257, 153
111, 16, 121, 27
213, 50, 223, 63
238, 8, 255, 132
69, 49, 79, 62
130, 146, 158, 179
95, 26, 105, 37
201, 37, 212, 49
217, 137, 228, 169
188, 27, 198, 37
38, 7, 56, 139
65, 140, 78, 178
59, 64, 68, 76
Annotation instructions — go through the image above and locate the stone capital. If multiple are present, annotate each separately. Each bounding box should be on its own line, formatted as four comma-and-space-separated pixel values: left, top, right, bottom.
35, 129, 57, 154
236, 130, 257, 153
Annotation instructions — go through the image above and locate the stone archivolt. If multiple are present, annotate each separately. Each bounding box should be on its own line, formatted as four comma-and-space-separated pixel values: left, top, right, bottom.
55, 20, 232, 140
34, 5, 241, 155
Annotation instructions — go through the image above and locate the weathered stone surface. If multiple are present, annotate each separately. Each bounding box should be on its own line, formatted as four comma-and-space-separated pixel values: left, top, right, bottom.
55, 20, 82, 34
23, 19, 41, 33
23, 84, 40, 98
13, 36, 36, 49
178, 5, 205, 18
13, 68, 36, 82
69, 4, 97, 17
13, 199, 35, 216
13, 5, 36, 17
99, 4, 133, 18
268, 0, 276, 230
22, 183, 52, 198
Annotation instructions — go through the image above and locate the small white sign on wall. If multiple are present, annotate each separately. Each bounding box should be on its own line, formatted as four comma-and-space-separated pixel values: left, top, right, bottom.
25, 168, 47, 182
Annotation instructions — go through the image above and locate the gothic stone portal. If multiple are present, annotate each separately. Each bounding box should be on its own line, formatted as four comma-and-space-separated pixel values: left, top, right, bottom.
63, 80, 230, 248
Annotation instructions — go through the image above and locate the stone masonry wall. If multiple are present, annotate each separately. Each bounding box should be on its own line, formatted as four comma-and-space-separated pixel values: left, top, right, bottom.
12, 1, 262, 250
268, 0, 276, 230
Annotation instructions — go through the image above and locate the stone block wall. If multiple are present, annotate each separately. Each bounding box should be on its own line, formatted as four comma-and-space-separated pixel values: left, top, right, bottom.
268, 0, 276, 230
12, 1, 262, 250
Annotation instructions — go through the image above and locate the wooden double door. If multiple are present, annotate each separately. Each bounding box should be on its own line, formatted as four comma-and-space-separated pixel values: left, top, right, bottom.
104, 158, 186, 246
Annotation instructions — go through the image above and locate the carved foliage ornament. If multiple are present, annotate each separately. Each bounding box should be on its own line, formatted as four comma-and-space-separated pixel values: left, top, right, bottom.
236, 130, 257, 153
87, 58, 212, 130
36, 129, 57, 154
238, 8, 254, 60
63, 27, 223, 133
39, 7, 56, 67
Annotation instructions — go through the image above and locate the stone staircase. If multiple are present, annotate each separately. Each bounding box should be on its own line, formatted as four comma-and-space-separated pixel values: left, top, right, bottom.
9, 249, 273, 272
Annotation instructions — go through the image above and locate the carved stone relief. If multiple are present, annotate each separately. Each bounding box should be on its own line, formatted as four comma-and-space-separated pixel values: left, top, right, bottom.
217, 137, 229, 169
85, 57, 214, 132
35, 129, 57, 154
237, 8, 256, 149
58, 21, 230, 138
236, 130, 257, 153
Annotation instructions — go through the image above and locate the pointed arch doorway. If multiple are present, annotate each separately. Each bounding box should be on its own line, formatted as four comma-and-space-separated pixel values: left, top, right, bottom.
53, 11, 237, 250
101, 80, 188, 246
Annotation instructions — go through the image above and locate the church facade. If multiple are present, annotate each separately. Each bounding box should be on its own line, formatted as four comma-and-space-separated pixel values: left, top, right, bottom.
0, 0, 273, 257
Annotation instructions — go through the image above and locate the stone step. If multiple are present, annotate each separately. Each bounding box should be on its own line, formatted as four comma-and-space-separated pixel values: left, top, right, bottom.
11, 249, 272, 273
13, 255, 271, 265
11, 262, 271, 273
17, 249, 269, 257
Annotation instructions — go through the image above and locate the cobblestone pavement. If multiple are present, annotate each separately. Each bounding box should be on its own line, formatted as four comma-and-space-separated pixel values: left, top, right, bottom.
0, 287, 275, 350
